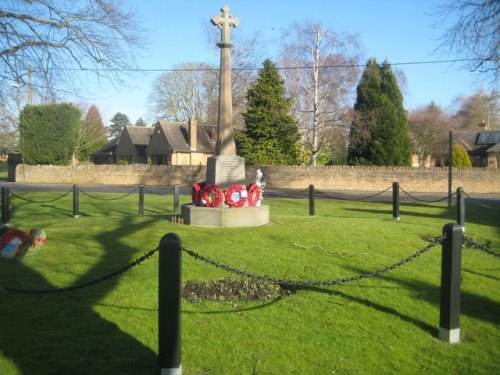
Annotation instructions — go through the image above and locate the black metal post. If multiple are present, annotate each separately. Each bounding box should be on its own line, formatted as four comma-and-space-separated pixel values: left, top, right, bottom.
308, 184, 315, 216
139, 184, 144, 216
392, 181, 400, 221
73, 184, 79, 218
439, 223, 462, 344
1, 186, 10, 225
448, 131, 453, 208
173, 184, 180, 215
456, 187, 465, 231
159, 233, 182, 374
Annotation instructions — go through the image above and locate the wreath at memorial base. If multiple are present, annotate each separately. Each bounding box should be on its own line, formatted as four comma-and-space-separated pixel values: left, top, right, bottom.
247, 183, 261, 207
191, 182, 205, 204
200, 184, 223, 207
224, 184, 247, 208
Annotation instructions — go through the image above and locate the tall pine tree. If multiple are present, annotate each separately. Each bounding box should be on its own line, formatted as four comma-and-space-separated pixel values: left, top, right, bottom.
236, 59, 299, 165
348, 59, 411, 166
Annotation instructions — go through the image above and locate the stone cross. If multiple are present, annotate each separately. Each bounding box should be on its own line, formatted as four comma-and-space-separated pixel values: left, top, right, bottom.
211, 5, 240, 46
211, 5, 239, 155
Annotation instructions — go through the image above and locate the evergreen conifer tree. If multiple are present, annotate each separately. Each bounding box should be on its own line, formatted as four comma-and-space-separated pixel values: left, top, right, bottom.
236, 59, 299, 165
108, 112, 131, 139
451, 144, 472, 167
348, 59, 412, 166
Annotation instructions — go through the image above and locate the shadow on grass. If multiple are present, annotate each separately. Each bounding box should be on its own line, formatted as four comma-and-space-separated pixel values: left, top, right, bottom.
303, 262, 500, 334
290, 284, 438, 337
0, 216, 161, 374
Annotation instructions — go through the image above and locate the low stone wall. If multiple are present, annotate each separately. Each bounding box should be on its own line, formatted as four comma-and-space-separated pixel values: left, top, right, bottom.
14, 164, 500, 193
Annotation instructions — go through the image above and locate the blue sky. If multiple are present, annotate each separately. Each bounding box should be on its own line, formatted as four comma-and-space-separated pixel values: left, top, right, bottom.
82, 0, 494, 124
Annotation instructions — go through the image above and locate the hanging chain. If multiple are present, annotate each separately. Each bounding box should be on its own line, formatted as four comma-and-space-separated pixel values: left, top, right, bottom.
182, 236, 443, 288
315, 186, 392, 201
10, 189, 73, 204
463, 236, 500, 257
80, 187, 138, 201
0, 247, 159, 295
399, 186, 456, 203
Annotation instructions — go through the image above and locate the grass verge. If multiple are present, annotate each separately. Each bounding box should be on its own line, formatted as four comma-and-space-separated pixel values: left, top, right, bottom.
0, 192, 498, 374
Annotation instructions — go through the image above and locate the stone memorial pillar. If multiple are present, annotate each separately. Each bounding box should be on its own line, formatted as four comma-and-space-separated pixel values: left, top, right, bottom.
206, 5, 246, 189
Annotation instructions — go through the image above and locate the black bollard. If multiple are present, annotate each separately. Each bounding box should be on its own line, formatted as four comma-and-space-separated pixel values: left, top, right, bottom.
73, 184, 79, 219
456, 187, 465, 231
439, 223, 462, 344
308, 184, 315, 216
173, 184, 180, 215
139, 185, 144, 216
392, 182, 400, 221
158, 233, 182, 374
1, 186, 10, 225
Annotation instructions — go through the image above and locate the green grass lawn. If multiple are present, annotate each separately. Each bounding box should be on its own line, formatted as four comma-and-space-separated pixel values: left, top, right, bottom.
0, 191, 498, 374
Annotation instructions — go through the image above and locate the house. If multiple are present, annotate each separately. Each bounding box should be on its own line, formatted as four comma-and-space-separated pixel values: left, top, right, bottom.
146, 119, 216, 165
114, 126, 154, 164
91, 137, 119, 165
435, 130, 500, 168
455, 130, 500, 168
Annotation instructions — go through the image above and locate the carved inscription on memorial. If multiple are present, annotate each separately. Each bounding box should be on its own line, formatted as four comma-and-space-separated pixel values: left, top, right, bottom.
206, 155, 246, 188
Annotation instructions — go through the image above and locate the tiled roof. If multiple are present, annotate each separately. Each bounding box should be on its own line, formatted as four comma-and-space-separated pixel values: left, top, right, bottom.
125, 126, 154, 145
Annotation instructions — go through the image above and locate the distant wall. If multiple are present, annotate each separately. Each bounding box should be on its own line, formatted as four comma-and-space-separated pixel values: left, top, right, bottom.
14, 164, 500, 193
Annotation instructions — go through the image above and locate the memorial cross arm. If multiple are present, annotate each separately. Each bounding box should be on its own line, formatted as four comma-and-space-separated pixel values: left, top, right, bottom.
211, 5, 240, 44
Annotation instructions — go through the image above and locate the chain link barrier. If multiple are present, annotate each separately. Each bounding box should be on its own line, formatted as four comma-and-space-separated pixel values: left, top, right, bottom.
463, 192, 500, 212
463, 235, 499, 257
0, 247, 159, 295
10, 189, 73, 204
80, 187, 138, 201
182, 236, 443, 288
315, 186, 392, 201
399, 186, 456, 203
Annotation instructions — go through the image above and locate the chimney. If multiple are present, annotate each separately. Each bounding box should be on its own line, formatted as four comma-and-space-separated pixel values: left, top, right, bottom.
189, 117, 197, 150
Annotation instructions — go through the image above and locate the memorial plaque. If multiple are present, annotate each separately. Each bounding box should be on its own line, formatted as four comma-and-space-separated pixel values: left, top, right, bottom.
206, 155, 246, 189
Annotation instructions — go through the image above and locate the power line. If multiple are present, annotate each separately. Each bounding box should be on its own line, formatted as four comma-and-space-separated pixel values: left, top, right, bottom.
49, 58, 478, 73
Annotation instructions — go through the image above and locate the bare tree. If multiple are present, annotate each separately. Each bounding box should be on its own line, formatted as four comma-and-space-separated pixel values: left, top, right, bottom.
279, 22, 362, 165
147, 62, 219, 123
148, 29, 261, 126
452, 89, 500, 130
0, 0, 146, 98
434, 0, 499, 80
409, 103, 452, 167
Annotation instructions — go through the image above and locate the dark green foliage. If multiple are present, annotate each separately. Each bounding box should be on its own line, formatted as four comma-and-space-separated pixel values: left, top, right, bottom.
19, 103, 80, 165
135, 117, 147, 127
236, 59, 299, 165
108, 112, 131, 139
451, 144, 472, 167
348, 59, 412, 166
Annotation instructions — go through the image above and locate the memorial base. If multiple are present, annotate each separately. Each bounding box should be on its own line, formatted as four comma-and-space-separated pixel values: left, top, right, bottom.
181, 204, 269, 228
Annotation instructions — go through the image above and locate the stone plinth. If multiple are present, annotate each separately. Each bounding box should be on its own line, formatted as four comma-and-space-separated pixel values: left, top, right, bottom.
206, 155, 246, 189
182, 204, 269, 228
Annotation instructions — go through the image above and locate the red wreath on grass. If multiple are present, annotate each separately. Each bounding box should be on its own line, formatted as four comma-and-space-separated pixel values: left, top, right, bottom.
191, 182, 205, 204
246, 183, 261, 207
224, 184, 247, 208
200, 184, 223, 207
